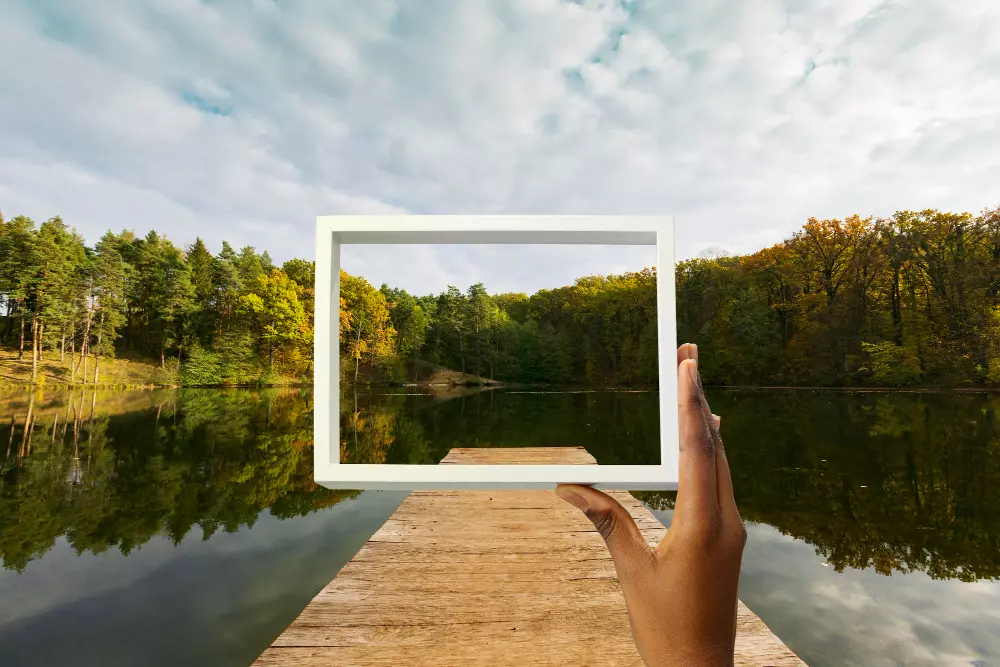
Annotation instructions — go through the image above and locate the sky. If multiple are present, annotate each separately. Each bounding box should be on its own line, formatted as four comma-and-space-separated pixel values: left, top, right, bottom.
1, 0, 999, 294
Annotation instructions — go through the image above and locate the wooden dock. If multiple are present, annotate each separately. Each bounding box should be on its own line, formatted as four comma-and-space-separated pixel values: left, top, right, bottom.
255, 447, 805, 666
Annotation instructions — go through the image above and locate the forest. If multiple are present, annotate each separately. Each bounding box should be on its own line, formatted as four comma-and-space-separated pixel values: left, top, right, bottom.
2, 205, 999, 387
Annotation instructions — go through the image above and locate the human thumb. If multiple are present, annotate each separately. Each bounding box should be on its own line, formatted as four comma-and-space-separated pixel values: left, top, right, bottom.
555, 484, 650, 570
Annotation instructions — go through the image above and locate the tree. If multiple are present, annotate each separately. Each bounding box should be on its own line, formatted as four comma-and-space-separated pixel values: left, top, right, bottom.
381, 285, 429, 381
466, 283, 499, 378
186, 238, 216, 346
153, 239, 196, 366
0, 215, 40, 360
282, 259, 315, 290
31, 218, 86, 382
493, 292, 530, 323
340, 272, 395, 384
213, 241, 242, 335
238, 269, 309, 372
90, 232, 129, 383
436, 286, 469, 373
235, 246, 266, 287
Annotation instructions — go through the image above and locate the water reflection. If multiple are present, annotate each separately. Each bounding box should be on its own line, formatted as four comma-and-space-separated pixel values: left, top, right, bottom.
341, 386, 661, 465
0, 389, 356, 573
1, 387, 999, 666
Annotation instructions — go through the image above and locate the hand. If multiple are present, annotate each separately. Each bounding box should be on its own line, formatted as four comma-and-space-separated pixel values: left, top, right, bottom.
556, 343, 746, 667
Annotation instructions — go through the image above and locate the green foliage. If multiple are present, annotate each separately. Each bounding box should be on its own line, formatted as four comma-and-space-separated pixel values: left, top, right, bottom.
5, 203, 1000, 388
92, 232, 128, 359
281, 258, 315, 289
0, 389, 358, 572
678, 207, 1000, 387
340, 271, 396, 383
0, 214, 316, 386
860, 342, 922, 385
180, 343, 223, 385
238, 269, 309, 369
186, 238, 216, 345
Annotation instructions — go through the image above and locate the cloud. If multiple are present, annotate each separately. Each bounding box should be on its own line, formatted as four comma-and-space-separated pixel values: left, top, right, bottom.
1, 0, 999, 293
0, 490, 408, 665
341, 243, 657, 295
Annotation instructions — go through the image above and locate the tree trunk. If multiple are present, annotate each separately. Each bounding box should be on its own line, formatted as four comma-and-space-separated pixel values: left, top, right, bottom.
93, 314, 103, 384
70, 336, 76, 384
61, 333, 66, 362
18, 314, 25, 359
20, 394, 34, 457
161, 346, 165, 369
24, 415, 36, 457
6, 415, 14, 459
38, 320, 44, 361
75, 300, 94, 380
354, 320, 363, 385
891, 267, 903, 345
125, 307, 133, 350
30, 313, 38, 383
4, 300, 12, 341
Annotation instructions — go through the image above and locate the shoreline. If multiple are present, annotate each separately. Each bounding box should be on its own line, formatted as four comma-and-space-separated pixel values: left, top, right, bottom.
3, 380, 1000, 393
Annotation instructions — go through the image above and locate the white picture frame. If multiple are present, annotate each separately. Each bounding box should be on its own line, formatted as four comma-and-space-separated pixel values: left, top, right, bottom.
314, 215, 679, 490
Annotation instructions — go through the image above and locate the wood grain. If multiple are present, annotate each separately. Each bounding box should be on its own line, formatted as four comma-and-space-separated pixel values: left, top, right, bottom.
255, 447, 805, 666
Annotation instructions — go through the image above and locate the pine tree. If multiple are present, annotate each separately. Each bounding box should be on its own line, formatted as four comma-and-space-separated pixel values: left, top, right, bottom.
0, 216, 40, 360
186, 237, 216, 346
90, 232, 128, 383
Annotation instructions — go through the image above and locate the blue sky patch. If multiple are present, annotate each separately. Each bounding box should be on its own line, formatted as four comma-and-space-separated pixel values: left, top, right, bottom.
180, 91, 232, 117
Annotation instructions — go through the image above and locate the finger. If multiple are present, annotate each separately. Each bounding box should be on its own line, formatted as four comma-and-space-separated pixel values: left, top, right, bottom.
677, 343, 698, 365
674, 358, 719, 523
692, 381, 739, 525
714, 442, 741, 526
556, 484, 652, 576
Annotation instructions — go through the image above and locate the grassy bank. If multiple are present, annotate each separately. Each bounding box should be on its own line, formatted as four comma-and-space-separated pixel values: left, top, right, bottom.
0, 347, 178, 389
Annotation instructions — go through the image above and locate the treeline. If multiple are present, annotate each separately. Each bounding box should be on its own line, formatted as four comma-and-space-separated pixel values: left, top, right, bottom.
4, 205, 1000, 387
679, 207, 1000, 386
0, 212, 314, 385
343, 205, 1000, 387
343, 269, 657, 385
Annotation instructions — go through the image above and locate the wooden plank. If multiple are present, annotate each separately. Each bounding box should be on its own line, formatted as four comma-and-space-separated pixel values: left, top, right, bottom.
441, 446, 597, 465
255, 447, 805, 666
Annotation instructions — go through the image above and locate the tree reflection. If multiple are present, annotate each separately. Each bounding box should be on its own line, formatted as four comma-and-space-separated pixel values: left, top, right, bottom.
0, 389, 357, 572
637, 391, 1000, 581
2, 389, 998, 581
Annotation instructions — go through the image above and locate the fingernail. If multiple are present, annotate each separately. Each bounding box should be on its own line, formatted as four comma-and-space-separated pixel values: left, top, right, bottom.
691, 343, 698, 361
556, 487, 589, 512
712, 414, 721, 429
687, 358, 699, 384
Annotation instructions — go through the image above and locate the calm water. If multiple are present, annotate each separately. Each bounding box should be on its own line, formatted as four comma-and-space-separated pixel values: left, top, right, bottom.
0, 387, 998, 667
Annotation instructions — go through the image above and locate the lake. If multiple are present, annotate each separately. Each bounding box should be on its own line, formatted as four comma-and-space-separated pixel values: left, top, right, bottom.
1, 387, 998, 666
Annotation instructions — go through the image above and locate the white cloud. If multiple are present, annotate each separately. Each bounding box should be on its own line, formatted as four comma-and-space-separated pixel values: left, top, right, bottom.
1, 0, 999, 294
